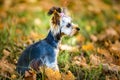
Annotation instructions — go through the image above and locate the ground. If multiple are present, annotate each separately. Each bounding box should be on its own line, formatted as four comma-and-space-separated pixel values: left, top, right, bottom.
0, 0, 120, 80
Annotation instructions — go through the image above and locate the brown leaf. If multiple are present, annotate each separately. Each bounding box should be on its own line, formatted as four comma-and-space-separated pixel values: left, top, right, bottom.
76, 34, 85, 43
90, 54, 101, 66
110, 41, 120, 52
105, 75, 118, 80
73, 56, 88, 68
102, 63, 120, 76
97, 48, 113, 63
109, 41, 120, 65
106, 28, 118, 37
24, 70, 36, 80
0, 60, 15, 74
2, 49, 10, 61
90, 34, 98, 42
97, 28, 119, 41
28, 31, 44, 41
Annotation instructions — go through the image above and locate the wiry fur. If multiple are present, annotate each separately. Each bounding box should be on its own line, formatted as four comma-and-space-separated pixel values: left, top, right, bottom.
16, 6, 80, 75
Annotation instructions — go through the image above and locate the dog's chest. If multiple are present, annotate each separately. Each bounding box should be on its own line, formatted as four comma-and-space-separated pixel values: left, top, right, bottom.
54, 48, 59, 57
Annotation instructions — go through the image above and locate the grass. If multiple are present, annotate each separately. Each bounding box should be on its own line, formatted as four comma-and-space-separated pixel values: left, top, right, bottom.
70, 66, 104, 80
0, 0, 120, 79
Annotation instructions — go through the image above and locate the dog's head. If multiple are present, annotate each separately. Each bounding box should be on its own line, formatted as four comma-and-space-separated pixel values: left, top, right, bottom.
48, 7, 80, 36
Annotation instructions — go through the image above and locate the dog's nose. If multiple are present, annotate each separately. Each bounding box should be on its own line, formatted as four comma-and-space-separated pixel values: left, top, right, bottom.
76, 27, 80, 31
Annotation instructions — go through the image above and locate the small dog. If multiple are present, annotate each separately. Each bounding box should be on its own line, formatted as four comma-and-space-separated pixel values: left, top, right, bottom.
16, 7, 80, 75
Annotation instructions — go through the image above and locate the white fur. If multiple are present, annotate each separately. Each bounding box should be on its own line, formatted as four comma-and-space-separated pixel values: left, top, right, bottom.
45, 48, 59, 71
60, 16, 73, 36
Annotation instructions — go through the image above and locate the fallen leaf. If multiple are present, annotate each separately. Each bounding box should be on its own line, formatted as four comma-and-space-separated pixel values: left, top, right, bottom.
90, 54, 101, 66
110, 41, 120, 52
82, 43, 94, 51
11, 74, 17, 79
0, 60, 15, 74
24, 70, 36, 80
45, 68, 61, 80
76, 34, 85, 43
90, 34, 98, 42
102, 63, 120, 76
2, 49, 10, 60
116, 14, 120, 20
28, 31, 44, 41
73, 56, 88, 68
97, 48, 113, 63
62, 71, 75, 80
106, 28, 118, 37
0, 23, 3, 30
105, 75, 118, 80
97, 27, 119, 41
109, 41, 120, 65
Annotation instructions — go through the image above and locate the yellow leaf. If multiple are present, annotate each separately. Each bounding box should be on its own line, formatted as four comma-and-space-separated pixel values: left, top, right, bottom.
62, 71, 75, 80
0, 23, 3, 30
85, 25, 91, 32
45, 68, 61, 80
116, 14, 120, 20
11, 74, 17, 79
82, 43, 94, 51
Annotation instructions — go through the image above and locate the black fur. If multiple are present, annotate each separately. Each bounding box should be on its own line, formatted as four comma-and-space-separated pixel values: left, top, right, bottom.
48, 7, 61, 15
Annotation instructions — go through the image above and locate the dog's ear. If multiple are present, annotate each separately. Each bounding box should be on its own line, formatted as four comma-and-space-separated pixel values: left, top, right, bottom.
48, 7, 61, 15
48, 7, 61, 26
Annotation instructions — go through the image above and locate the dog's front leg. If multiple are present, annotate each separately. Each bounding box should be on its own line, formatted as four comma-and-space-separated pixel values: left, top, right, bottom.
53, 63, 59, 71
45, 59, 59, 71
29, 58, 43, 71
49, 62, 59, 71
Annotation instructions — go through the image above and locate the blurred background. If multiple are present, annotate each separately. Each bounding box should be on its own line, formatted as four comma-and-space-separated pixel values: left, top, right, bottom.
0, 0, 120, 80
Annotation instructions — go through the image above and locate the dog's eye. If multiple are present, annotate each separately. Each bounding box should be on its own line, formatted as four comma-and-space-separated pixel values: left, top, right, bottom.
66, 23, 71, 28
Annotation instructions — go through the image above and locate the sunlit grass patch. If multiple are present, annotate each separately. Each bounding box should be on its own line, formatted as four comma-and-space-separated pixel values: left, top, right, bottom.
69, 64, 104, 80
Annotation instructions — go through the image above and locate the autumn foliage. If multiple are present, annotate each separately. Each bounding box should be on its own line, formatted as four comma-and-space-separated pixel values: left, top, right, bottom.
0, 0, 120, 80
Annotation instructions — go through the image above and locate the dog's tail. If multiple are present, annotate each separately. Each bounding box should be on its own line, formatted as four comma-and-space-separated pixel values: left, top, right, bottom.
48, 7, 61, 15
